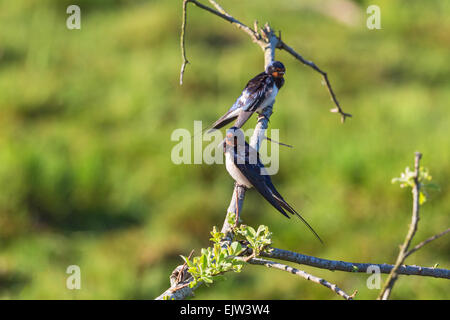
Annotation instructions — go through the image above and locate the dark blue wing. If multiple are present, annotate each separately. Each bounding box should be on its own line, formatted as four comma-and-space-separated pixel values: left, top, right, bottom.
210, 72, 273, 130
242, 72, 273, 113
234, 144, 290, 219
234, 143, 323, 243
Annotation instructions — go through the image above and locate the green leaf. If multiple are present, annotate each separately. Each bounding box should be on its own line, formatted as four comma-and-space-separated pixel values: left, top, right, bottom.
230, 241, 242, 255
256, 225, 267, 236
247, 226, 256, 238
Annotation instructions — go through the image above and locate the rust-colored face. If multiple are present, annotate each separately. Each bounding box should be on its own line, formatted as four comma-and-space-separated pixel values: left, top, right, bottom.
271, 67, 285, 78
224, 132, 236, 152
224, 128, 245, 153
225, 132, 235, 146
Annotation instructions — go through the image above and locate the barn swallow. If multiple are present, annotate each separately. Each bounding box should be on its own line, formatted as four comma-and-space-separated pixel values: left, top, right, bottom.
223, 127, 323, 243
208, 61, 286, 132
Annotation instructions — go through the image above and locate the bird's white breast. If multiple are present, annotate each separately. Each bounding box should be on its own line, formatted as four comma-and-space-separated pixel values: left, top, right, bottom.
225, 151, 253, 188
257, 83, 278, 112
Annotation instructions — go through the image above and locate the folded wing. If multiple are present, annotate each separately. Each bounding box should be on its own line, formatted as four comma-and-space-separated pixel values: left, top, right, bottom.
234, 146, 323, 243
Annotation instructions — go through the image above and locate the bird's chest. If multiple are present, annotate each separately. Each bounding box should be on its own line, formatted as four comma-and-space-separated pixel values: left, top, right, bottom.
225, 152, 253, 188
257, 84, 278, 112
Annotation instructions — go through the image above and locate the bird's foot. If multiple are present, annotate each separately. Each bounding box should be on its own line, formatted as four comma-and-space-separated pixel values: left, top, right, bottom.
256, 114, 270, 123
234, 182, 247, 190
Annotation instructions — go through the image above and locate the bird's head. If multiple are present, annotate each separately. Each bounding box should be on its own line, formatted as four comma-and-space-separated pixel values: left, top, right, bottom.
223, 127, 245, 152
266, 61, 285, 78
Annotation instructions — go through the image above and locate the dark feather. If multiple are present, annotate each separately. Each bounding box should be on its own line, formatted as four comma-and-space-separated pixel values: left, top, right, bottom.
208, 71, 275, 131
209, 114, 238, 132
236, 160, 290, 219
244, 72, 273, 113
234, 111, 254, 129
233, 142, 323, 243
274, 76, 284, 90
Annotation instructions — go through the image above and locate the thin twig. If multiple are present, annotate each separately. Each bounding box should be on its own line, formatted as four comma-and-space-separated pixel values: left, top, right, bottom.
378, 152, 423, 300
265, 136, 294, 148
184, 0, 261, 43
207, 0, 262, 43
180, 0, 189, 85
245, 257, 355, 300
278, 40, 352, 123
404, 228, 450, 259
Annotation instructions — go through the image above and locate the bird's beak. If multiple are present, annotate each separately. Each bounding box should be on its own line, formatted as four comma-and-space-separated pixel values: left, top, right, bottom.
272, 70, 285, 78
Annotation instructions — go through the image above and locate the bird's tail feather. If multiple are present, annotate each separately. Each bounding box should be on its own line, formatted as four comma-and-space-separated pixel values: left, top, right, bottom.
292, 210, 324, 244
209, 115, 238, 132
233, 110, 254, 128
274, 195, 323, 244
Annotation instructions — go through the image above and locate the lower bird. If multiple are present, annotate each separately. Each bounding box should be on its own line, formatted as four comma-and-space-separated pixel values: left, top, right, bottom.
223, 127, 323, 243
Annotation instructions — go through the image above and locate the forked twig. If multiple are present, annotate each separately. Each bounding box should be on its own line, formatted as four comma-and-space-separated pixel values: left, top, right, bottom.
180, 0, 190, 85
378, 152, 422, 300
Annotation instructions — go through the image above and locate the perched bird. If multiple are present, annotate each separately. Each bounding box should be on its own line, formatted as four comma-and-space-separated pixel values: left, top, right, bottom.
223, 127, 323, 243
208, 61, 286, 132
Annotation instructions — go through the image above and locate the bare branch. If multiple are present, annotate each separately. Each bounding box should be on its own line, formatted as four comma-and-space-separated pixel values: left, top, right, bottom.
262, 247, 450, 279
246, 257, 356, 300
221, 183, 247, 238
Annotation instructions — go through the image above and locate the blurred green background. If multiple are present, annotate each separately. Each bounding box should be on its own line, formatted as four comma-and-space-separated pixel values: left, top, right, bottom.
0, 0, 448, 299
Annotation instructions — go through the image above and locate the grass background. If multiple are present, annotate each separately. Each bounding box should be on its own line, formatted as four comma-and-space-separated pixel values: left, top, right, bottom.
0, 0, 448, 299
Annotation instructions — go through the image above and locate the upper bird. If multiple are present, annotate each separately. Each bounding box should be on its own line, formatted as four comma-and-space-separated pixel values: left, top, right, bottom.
208, 61, 286, 132
223, 127, 323, 244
